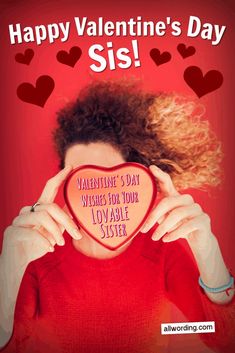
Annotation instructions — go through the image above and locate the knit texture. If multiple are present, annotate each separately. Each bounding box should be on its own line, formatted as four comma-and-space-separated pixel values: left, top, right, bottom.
1, 231, 235, 353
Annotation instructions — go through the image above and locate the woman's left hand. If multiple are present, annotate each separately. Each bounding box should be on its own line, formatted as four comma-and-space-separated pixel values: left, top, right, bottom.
141, 165, 214, 250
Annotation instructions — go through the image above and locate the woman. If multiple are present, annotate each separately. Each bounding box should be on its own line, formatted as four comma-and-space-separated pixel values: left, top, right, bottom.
0, 80, 234, 353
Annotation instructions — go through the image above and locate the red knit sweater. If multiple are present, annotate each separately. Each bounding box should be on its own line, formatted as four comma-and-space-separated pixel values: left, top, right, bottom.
1, 231, 235, 353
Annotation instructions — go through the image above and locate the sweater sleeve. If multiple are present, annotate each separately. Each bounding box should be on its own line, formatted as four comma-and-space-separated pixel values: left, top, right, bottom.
0, 261, 39, 353
164, 240, 235, 353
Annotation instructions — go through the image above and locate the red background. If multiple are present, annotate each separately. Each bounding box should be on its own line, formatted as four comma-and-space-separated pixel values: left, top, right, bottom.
0, 0, 235, 351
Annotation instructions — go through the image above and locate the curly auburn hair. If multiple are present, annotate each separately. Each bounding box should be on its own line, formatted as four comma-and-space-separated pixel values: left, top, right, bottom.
53, 79, 223, 190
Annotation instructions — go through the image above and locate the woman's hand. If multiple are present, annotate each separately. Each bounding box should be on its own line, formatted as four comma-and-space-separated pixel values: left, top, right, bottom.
141, 165, 234, 304
2, 166, 82, 266
0, 166, 82, 348
141, 165, 213, 250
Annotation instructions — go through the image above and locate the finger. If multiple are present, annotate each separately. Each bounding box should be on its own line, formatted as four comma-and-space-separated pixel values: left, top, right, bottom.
152, 203, 202, 241
33, 225, 57, 247
33, 231, 55, 253
38, 165, 72, 204
158, 214, 166, 224
141, 194, 194, 233
35, 203, 82, 240
9, 226, 55, 253
18, 203, 82, 240
34, 232, 55, 253
161, 214, 208, 242
149, 165, 179, 197
19, 202, 73, 216
12, 211, 65, 246
19, 206, 31, 215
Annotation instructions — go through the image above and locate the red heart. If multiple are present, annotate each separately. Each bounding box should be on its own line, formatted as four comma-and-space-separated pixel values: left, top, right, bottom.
15, 48, 34, 65
64, 163, 157, 250
150, 48, 171, 66
184, 66, 223, 98
56, 46, 82, 67
177, 43, 196, 59
17, 75, 55, 107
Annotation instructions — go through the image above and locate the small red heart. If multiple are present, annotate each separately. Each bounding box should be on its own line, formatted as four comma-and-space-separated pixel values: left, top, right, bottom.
15, 48, 34, 65
56, 46, 82, 67
177, 43, 196, 59
17, 75, 55, 107
184, 66, 223, 98
64, 163, 157, 250
150, 48, 171, 66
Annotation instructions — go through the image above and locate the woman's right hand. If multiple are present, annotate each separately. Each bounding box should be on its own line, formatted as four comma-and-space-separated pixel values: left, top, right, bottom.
2, 165, 82, 266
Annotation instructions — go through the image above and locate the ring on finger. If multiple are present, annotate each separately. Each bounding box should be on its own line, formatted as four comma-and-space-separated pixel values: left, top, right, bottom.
30, 202, 41, 213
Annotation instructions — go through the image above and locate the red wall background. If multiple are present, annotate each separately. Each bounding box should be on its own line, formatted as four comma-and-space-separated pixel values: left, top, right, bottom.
0, 0, 235, 350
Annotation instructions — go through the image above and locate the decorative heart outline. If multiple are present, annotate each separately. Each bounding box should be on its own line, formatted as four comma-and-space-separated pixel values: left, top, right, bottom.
15, 48, 34, 65
64, 162, 157, 250
56, 46, 82, 67
150, 48, 171, 66
17, 75, 55, 107
177, 43, 196, 59
184, 66, 223, 98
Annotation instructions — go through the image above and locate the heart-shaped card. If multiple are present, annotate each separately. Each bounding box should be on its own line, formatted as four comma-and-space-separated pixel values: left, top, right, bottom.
64, 162, 157, 250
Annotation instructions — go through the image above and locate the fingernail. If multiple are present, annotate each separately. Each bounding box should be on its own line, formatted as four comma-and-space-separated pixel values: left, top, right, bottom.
64, 165, 72, 170
162, 236, 170, 242
150, 165, 158, 172
71, 228, 82, 240
62, 166, 72, 173
152, 231, 160, 241
48, 246, 54, 252
58, 238, 65, 246
141, 224, 149, 233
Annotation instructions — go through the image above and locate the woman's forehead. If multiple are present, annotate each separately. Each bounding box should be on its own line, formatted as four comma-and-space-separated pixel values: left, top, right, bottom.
64, 142, 125, 168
